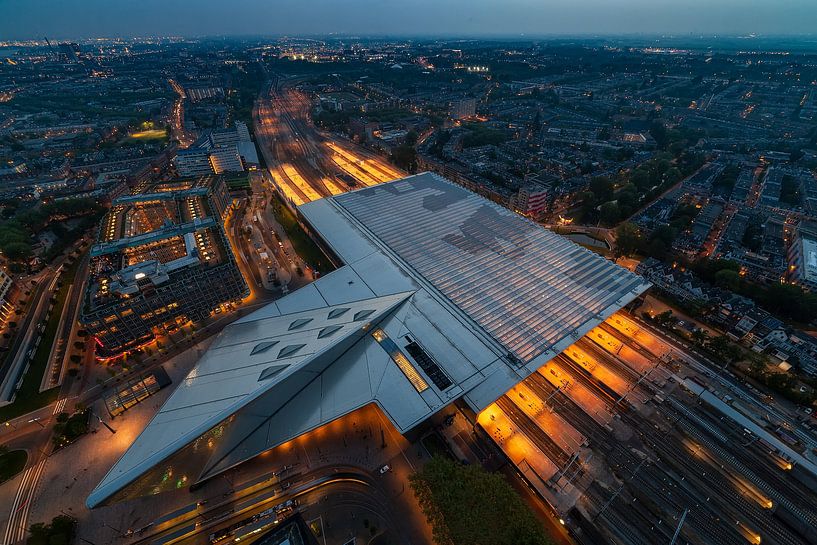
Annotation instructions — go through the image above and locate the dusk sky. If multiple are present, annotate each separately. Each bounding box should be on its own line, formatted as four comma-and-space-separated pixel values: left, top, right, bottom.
2, 0, 816, 39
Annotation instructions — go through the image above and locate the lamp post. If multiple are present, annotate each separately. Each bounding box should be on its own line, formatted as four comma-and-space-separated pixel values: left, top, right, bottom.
90, 410, 116, 434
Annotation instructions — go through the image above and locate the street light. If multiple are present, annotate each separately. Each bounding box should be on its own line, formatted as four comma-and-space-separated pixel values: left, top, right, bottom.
29, 418, 45, 429
90, 410, 116, 434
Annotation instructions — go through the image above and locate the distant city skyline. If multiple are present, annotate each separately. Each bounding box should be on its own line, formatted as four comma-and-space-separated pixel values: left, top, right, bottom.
2, 0, 817, 40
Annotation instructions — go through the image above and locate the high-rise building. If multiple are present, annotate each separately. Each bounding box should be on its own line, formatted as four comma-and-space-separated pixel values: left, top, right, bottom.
174, 122, 255, 176
57, 42, 80, 62
450, 98, 476, 120
80, 177, 248, 358
510, 182, 551, 219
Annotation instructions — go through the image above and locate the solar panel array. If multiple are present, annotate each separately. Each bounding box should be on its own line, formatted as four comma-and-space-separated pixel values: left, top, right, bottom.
334, 174, 647, 363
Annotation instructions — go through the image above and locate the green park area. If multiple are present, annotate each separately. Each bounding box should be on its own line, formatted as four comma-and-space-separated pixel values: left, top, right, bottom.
27, 515, 76, 545
52, 410, 90, 449
269, 193, 334, 274
0, 445, 27, 483
410, 456, 554, 545
126, 128, 168, 142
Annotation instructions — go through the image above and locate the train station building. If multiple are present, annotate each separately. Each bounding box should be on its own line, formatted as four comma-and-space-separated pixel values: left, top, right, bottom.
87, 172, 649, 508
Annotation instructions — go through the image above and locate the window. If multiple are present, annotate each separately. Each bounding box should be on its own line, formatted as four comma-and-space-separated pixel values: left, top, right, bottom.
258, 365, 286, 381
353, 310, 375, 321
405, 341, 452, 390
278, 344, 306, 359
288, 318, 313, 331
328, 308, 350, 319
371, 328, 428, 393
317, 325, 343, 339
250, 340, 278, 356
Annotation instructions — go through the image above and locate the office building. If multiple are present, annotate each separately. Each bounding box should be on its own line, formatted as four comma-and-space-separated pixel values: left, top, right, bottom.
87, 173, 648, 508
174, 147, 214, 177
208, 146, 243, 174
174, 122, 256, 176
80, 177, 248, 358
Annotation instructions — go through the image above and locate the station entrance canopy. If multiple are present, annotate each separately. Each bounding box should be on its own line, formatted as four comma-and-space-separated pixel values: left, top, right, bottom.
87, 173, 649, 508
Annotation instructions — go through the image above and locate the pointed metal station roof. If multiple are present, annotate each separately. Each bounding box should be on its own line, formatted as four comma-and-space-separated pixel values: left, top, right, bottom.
87, 290, 414, 507
88, 173, 650, 508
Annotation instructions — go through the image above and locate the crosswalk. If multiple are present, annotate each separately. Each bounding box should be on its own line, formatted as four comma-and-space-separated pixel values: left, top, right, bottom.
2, 396, 69, 545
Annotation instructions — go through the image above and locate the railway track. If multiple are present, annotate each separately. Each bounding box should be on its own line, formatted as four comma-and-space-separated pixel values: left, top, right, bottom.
495, 395, 571, 467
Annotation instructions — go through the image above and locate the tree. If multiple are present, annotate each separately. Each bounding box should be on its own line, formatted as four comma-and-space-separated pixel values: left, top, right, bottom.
27, 515, 75, 545
650, 120, 669, 150
391, 144, 417, 173
714, 269, 741, 291
589, 176, 614, 202
615, 222, 642, 257
653, 310, 675, 326
2, 241, 32, 261
691, 328, 708, 346
706, 335, 742, 365
410, 456, 553, 545
599, 202, 620, 226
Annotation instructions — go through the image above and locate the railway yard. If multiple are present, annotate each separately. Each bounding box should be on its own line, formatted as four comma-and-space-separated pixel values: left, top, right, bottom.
250, 74, 817, 545
478, 312, 817, 545
254, 77, 404, 206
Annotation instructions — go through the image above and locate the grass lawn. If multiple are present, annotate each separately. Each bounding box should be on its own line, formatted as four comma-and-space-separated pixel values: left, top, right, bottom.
127, 129, 168, 141
269, 193, 335, 274
0, 255, 85, 423
0, 449, 27, 483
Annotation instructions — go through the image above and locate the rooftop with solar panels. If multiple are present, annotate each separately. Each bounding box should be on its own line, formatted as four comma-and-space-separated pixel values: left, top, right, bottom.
87, 172, 650, 508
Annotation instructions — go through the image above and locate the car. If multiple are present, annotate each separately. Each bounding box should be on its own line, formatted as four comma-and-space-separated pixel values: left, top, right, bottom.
378, 464, 391, 474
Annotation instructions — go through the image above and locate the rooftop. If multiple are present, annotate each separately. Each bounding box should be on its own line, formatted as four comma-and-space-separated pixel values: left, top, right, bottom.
85, 176, 230, 312
87, 172, 649, 508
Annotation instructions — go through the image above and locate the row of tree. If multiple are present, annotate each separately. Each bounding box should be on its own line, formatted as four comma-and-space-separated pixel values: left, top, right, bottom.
0, 198, 103, 262
580, 149, 703, 227
694, 259, 817, 325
